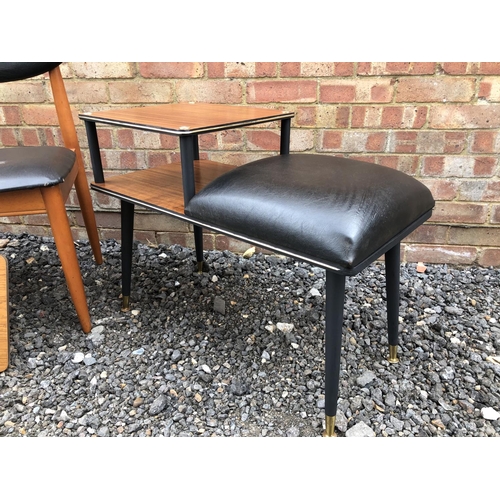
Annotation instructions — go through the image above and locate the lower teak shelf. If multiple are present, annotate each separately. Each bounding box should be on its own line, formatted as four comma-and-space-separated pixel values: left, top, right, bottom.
91, 160, 236, 217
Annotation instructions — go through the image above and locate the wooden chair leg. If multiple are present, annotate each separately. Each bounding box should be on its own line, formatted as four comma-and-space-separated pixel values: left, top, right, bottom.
49, 65, 102, 266
74, 169, 103, 265
41, 185, 91, 333
385, 242, 401, 363
324, 270, 346, 437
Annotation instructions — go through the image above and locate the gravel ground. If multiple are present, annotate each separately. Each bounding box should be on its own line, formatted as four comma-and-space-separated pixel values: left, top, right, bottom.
1, 232, 499, 438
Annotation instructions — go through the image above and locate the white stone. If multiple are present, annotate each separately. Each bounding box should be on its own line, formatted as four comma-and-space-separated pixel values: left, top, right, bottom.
201, 364, 211, 374
309, 288, 321, 297
277, 322, 294, 334
345, 421, 376, 437
72, 352, 85, 363
481, 407, 500, 421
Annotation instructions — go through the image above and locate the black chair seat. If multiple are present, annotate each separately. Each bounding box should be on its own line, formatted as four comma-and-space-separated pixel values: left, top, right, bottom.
185, 154, 435, 274
0, 146, 75, 193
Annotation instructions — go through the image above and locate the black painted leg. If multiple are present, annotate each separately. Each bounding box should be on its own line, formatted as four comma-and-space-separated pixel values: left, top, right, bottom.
385, 242, 401, 363
194, 225, 205, 273
324, 270, 346, 437
121, 200, 134, 311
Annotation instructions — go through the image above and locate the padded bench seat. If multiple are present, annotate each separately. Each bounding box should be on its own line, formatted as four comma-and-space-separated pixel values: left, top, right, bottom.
185, 153, 435, 436
185, 154, 434, 275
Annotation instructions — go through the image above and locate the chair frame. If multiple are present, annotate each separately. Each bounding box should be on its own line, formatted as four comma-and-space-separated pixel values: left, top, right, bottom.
0, 65, 102, 333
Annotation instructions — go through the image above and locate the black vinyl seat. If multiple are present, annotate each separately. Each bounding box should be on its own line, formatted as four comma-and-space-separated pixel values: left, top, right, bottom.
185, 154, 434, 274
185, 152, 435, 436
0, 146, 76, 192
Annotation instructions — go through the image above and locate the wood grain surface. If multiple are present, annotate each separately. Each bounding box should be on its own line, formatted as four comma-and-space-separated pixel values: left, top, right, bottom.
81, 103, 293, 135
0, 255, 9, 372
91, 160, 237, 214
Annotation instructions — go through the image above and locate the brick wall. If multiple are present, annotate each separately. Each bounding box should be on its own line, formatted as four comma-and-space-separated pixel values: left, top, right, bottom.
1, 62, 500, 267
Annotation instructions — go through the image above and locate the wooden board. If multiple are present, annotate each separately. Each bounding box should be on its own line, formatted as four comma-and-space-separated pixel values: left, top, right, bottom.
0, 255, 9, 372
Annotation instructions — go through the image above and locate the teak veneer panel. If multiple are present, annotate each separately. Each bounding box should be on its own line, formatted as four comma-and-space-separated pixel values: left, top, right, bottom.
81, 103, 293, 135
0, 255, 9, 372
91, 160, 236, 214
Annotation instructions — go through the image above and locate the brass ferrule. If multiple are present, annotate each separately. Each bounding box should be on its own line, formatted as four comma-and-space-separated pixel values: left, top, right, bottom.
197, 261, 204, 274
121, 295, 130, 312
388, 344, 399, 364
323, 415, 337, 437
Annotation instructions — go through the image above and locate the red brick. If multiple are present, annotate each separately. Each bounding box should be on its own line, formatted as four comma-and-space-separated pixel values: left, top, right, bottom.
491, 205, 500, 223
139, 63, 204, 78
219, 129, 244, 150
441, 63, 469, 75
21, 129, 41, 146
158, 134, 179, 150
390, 131, 418, 153
373, 155, 419, 175
420, 179, 458, 200
396, 77, 475, 102
471, 131, 500, 153
0, 106, 21, 125
0, 128, 18, 146
431, 202, 488, 224
321, 131, 343, 150
403, 223, 449, 244
248, 81, 316, 103
479, 62, 500, 75
320, 84, 356, 102
335, 63, 355, 76
247, 130, 281, 151
22, 105, 58, 126
366, 132, 386, 151
255, 63, 277, 77
420, 156, 445, 176
381, 107, 404, 127
207, 63, 224, 78
280, 63, 301, 77
478, 249, 500, 267
295, 106, 316, 126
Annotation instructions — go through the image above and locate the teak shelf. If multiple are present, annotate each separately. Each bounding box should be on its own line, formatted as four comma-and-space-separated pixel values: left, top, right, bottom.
92, 160, 237, 216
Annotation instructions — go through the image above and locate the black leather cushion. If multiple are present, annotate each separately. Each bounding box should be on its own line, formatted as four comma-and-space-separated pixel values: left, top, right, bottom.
185, 154, 435, 271
0, 63, 61, 83
0, 147, 76, 192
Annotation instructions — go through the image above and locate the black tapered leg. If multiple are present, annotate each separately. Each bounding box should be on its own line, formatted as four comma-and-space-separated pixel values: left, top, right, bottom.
121, 200, 135, 311
194, 225, 206, 273
180, 134, 205, 272
385, 242, 401, 363
324, 270, 346, 437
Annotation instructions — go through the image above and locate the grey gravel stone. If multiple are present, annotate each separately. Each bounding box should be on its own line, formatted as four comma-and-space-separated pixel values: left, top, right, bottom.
346, 421, 376, 437
0, 233, 499, 438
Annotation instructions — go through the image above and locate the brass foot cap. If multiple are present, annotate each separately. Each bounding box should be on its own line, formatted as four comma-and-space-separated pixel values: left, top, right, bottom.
323, 416, 337, 437
121, 296, 131, 312
388, 345, 399, 364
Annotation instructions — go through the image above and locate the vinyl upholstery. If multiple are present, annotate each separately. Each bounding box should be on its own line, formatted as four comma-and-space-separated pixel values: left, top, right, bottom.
185, 154, 435, 271
0, 147, 76, 192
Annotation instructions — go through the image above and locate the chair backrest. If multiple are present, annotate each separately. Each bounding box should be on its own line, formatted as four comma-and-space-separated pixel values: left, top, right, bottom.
0, 62, 81, 158
0, 62, 62, 83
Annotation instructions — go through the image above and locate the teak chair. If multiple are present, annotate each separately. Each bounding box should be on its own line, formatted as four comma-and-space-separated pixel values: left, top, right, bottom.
0, 62, 102, 333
